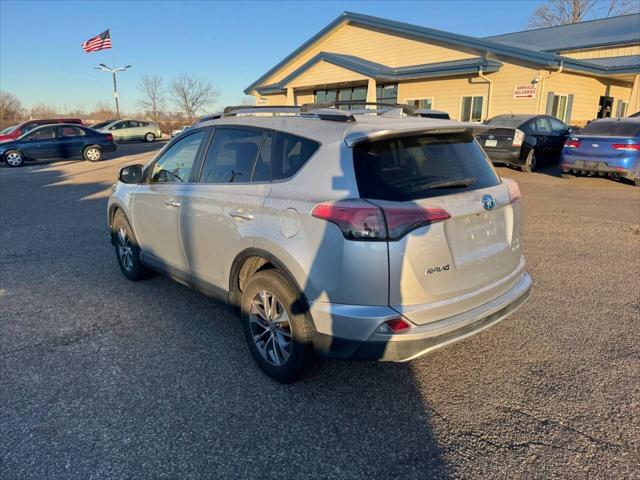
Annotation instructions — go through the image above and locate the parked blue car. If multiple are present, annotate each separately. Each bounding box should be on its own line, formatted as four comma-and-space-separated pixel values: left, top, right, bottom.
561, 117, 640, 186
0, 124, 117, 168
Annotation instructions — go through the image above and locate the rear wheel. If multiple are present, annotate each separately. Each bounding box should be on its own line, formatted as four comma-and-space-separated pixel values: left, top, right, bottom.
144, 133, 155, 142
83, 146, 102, 162
520, 150, 537, 173
241, 270, 315, 383
112, 210, 154, 281
5, 150, 24, 167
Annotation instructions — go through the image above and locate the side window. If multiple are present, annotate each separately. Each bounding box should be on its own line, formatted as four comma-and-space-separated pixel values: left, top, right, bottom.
272, 132, 319, 181
139, 121, 149, 127
58, 126, 85, 137
109, 122, 123, 130
150, 130, 206, 183
533, 117, 551, 134
199, 128, 264, 183
252, 133, 272, 183
548, 117, 566, 133
27, 127, 56, 140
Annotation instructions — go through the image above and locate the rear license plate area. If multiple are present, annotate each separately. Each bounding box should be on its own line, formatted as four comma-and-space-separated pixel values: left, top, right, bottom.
485, 139, 498, 147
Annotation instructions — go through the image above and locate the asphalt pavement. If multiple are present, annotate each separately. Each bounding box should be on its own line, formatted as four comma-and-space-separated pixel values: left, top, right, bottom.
1, 144, 639, 479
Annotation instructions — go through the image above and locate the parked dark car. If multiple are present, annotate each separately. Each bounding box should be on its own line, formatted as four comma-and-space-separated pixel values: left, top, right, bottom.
0, 124, 116, 167
561, 117, 640, 186
476, 114, 571, 172
0, 118, 84, 143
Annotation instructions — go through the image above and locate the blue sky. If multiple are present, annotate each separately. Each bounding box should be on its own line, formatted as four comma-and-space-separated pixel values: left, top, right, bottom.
0, 0, 542, 114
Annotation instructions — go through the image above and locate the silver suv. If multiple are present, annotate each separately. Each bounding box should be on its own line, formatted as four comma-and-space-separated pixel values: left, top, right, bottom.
108, 103, 531, 383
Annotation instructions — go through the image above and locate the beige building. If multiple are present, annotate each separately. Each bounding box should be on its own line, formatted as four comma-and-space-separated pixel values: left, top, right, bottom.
245, 12, 640, 126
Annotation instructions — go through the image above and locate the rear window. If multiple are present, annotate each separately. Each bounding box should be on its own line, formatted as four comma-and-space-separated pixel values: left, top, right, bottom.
484, 116, 527, 128
579, 121, 640, 137
353, 132, 499, 201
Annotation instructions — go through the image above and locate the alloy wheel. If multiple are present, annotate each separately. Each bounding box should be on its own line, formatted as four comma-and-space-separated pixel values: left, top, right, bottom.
117, 227, 134, 271
5, 152, 23, 167
249, 290, 292, 366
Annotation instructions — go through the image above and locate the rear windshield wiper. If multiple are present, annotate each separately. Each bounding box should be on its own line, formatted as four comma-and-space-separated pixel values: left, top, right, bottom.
426, 177, 475, 189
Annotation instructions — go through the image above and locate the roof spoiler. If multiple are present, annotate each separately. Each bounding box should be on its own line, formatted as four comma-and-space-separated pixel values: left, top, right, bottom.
344, 124, 489, 147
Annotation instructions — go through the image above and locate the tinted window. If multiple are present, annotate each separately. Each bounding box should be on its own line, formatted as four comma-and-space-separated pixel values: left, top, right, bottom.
485, 116, 529, 128
532, 117, 551, 134
199, 128, 264, 183
548, 117, 566, 133
27, 127, 57, 140
150, 130, 206, 183
58, 126, 85, 137
252, 133, 272, 183
579, 121, 640, 137
272, 132, 319, 181
353, 132, 499, 201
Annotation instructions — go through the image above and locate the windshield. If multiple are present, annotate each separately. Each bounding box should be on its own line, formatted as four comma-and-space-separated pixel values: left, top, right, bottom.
90, 121, 114, 129
0, 125, 18, 134
578, 121, 640, 137
353, 132, 499, 201
484, 116, 528, 128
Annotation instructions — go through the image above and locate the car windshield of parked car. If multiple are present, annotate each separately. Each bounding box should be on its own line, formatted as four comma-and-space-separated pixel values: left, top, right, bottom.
91, 121, 113, 129
578, 121, 640, 137
353, 131, 499, 201
1, 125, 18, 134
484, 116, 528, 128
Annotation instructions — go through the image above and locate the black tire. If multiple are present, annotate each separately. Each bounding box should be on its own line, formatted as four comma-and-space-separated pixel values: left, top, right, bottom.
520, 149, 537, 173
241, 270, 315, 383
112, 210, 154, 281
144, 133, 155, 142
83, 146, 102, 162
4, 150, 24, 168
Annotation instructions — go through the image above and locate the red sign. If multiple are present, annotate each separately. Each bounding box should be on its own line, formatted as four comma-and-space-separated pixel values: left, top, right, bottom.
514, 85, 537, 99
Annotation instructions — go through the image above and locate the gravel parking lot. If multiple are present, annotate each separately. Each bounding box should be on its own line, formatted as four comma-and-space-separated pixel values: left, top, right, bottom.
1, 143, 639, 479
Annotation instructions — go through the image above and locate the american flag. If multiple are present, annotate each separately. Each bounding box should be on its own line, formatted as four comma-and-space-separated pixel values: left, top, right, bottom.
81, 30, 112, 53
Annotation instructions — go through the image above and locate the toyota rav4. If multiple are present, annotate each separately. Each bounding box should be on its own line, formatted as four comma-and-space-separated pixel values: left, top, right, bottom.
108, 103, 531, 383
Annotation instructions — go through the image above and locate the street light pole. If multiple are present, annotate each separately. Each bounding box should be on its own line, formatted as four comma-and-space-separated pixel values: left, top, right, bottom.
95, 64, 131, 119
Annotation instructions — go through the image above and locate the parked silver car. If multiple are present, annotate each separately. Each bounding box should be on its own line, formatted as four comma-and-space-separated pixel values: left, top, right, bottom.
98, 119, 161, 142
108, 104, 531, 383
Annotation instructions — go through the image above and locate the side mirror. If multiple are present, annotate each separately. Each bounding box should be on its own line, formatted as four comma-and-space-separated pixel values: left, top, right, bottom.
119, 164, 144, 184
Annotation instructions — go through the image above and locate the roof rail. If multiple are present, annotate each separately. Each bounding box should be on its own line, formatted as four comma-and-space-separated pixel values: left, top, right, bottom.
301, 101, 417, 116
198, 104, 355, 123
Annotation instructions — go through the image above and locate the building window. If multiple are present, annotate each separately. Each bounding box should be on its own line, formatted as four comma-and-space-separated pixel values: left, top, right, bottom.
550, 94, 569, 122
376, 84, 398, 104
407, 98, 433, 110
315, 86, 367, 109
460, 96, 483, 122
616, 100, 628, 117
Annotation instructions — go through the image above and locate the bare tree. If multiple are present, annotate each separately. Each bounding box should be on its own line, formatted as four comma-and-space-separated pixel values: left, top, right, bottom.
170, 75, 219, 121
30, 103, 58, 118
528, 0, 639, 28
91, 101, 117, 121
137, 75, 165, 122
0, 91, 24, 121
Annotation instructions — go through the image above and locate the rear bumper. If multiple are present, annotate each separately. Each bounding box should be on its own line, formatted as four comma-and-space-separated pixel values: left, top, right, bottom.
484, 148, 523, 166
311, 272, 532, 362
561, 156, 639, 179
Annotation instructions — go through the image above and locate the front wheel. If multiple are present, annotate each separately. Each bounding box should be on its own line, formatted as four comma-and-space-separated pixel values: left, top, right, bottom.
112, 211, 154, 281
241, 270, 315, 383
520, 150, 537, 173
5, 150, 24, 167
83, 146, 102, 162
144, 133, 155, 142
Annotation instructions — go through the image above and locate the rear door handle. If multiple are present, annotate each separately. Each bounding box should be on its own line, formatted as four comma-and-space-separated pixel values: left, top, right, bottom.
229, 211, 254, 221
164, 200, 181, 208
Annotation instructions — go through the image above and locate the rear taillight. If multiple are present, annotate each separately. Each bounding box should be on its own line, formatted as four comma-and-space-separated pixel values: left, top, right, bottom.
106, 133, 113, 142
311, 199, 450, 241
564, 138, 581, 148
512, 129, 525, 147
507, 181, 521, 203
612, 143, 640, 151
